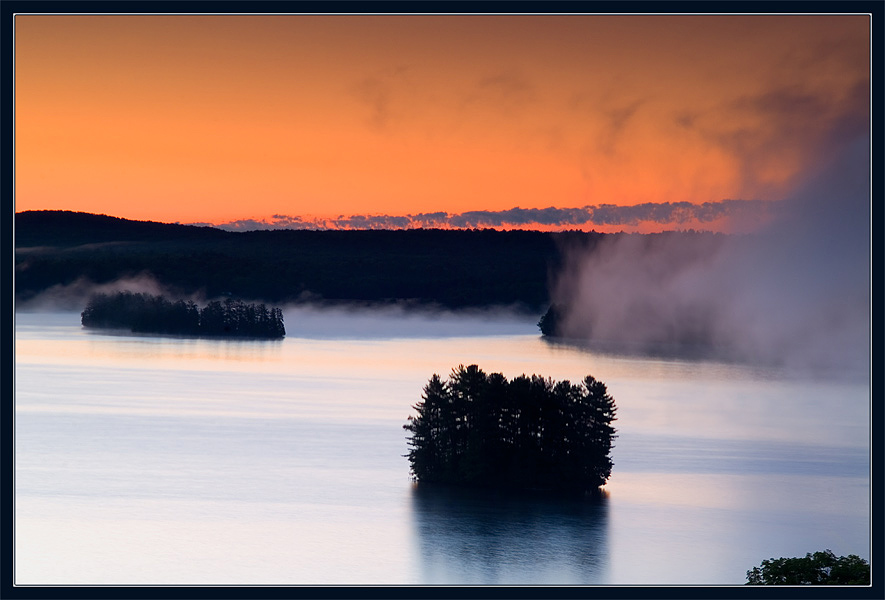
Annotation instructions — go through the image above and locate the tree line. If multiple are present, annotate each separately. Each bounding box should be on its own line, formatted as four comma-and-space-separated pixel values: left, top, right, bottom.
746, 549, 870, 585
81, 292, 285, 338
17, 211, 727, 313
404, 364, 617, 495
15, 210, 642, 311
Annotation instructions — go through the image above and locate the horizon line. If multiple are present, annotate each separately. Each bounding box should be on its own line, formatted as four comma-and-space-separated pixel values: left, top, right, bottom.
191, 200, 775, 233
15, 199, 776, 234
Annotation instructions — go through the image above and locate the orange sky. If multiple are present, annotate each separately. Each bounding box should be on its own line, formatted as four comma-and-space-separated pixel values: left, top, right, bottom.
14, 14, 870, 230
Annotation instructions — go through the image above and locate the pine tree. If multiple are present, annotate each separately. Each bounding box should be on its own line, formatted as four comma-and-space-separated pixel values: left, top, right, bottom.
404, 374, 449, 482
81, 292, 285, 338
404, 365, 617, 494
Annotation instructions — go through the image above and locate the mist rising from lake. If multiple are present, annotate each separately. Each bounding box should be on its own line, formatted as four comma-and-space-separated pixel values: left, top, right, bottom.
552, 136, 870, 375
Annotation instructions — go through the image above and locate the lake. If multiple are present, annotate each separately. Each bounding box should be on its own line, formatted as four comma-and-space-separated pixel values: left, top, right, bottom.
14, 307, 870, 586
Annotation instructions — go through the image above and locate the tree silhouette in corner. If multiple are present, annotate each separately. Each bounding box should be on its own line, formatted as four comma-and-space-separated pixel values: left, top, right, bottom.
746, 550, 870, 585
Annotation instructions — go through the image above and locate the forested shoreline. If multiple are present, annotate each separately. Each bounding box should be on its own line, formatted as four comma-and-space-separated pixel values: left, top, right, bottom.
14, 210, 724, 312
15, 210, 570, 310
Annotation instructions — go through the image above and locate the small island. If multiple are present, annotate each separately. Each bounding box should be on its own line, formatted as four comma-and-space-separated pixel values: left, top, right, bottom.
81, 291, 285, 338
537, 303, 565, 337
404, 364, 617, 495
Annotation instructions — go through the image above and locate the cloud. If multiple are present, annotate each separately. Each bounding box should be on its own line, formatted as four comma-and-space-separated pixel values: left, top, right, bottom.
682, 74, 870, 199
351, 65, 414, 130
204, 199, 772, 232
465, 71, 537, 114
597, 98, 645, 156
448, 207, 590, 228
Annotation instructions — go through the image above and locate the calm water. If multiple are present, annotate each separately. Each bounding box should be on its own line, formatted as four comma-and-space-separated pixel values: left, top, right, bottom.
14, 308, 870, 585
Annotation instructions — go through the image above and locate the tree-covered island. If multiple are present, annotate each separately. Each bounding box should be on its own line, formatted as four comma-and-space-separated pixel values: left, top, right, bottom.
81, 291, 285, 338
404, 365, 617, 495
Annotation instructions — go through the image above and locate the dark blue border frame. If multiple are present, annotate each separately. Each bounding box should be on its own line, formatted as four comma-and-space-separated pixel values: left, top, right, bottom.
2, 2, 881, 599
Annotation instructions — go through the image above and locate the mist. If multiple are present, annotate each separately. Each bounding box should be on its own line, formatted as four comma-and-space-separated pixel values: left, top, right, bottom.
14, 274, 196, 312
14, 274, 537, 340
551, 136, 871, 376
280, 302, 536, 340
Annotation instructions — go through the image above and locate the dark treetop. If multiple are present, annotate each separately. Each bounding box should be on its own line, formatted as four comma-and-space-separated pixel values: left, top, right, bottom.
81, 291, 285, 339
404, 364, 617, 495
746, 550, 870, 585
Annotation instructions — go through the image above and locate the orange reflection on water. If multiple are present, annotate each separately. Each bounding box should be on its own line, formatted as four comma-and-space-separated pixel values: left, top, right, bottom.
16, 335, 285, 371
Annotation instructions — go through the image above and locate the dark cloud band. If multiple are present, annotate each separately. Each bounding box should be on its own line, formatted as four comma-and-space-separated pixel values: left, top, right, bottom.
200, 199, 770, 231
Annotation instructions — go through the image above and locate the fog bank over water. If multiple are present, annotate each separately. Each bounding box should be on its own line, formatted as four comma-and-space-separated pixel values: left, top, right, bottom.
14, 274, 185, 312
282, 303, 537, 339
553, 136, 871, 374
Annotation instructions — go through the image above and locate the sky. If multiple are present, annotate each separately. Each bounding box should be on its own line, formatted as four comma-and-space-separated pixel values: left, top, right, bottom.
14, 13, 870, 232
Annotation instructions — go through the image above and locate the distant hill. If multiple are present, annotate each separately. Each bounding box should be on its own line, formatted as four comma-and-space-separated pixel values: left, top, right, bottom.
14, 210, 228, 248
15, 210, 595, 310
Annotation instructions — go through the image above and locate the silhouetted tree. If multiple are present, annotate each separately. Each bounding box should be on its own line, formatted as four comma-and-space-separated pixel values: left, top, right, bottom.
404, 365, 617, 494
746, 550, 870, 585
538, 304, 565, 336
81, 292, 285, 338
405, 374, 448, 483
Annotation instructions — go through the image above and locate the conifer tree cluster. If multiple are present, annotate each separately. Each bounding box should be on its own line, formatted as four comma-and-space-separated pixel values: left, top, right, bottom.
746, 550, 870, 585
404, 365, 617, 494
81, 292, 285, 338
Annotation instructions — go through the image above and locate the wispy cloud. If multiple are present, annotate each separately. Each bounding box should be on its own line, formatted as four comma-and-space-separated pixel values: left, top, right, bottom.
351, 65, 415, 130
194, 199, 772, 232
465, 71, 537, 115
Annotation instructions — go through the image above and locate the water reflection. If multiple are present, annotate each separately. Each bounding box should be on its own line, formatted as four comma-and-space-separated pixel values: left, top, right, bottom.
543, 332, 737, 358
541, 335, 869, 382
409, 484, 609, 585
15, 311, 870, 584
